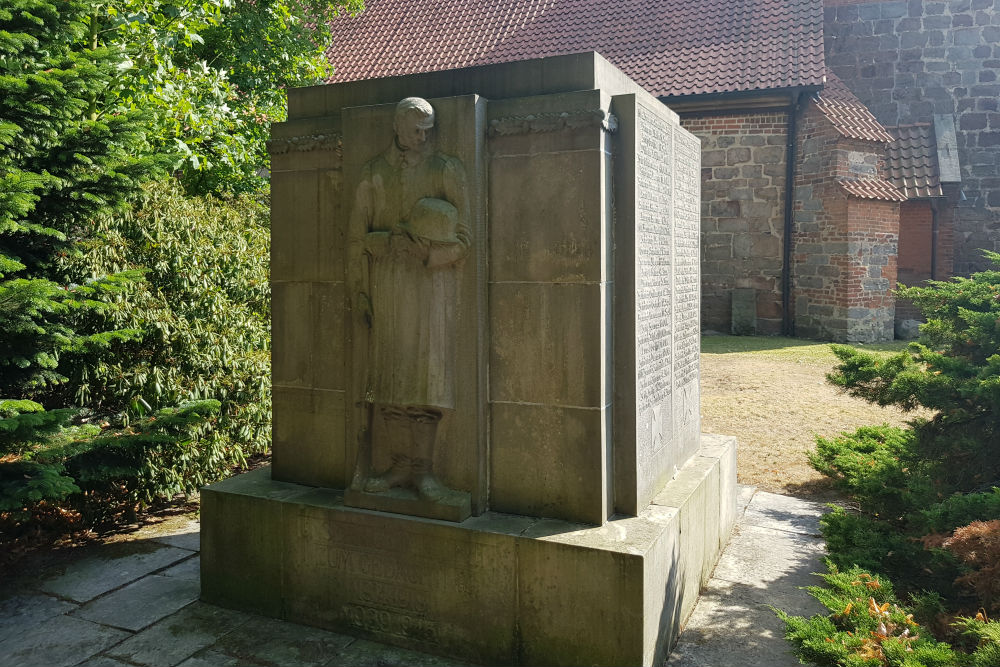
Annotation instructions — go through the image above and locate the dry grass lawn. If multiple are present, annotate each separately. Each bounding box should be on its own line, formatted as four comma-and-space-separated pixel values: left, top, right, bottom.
700, 335, 930, 500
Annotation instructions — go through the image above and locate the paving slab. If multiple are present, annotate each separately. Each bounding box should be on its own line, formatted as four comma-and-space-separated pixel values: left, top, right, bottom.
325, 638, 469, 666
667, 487, 829, 666
151, 524, 200, 552
105, 600, 251, 667
742, 490, 826, 535
667, 584, 804, 667
72, 574, 200, 631
38, 543, 192, 603
195, 614, 355, 667
0, 614, 129, 667
711, 523, 825, 592
159, 555, 200, 581
0, 593, 77, 643
75, 656, 136, 667
177, 648, 270, 667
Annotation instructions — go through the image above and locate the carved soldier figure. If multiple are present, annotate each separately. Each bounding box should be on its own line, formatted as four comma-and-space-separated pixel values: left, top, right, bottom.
349, 97, 471, 502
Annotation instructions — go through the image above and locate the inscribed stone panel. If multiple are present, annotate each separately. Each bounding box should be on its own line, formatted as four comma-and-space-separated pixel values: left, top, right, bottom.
633, 102, 675, 505
611, 94, 702, 516
281, 501, 517, 663
671, 125, 702, 466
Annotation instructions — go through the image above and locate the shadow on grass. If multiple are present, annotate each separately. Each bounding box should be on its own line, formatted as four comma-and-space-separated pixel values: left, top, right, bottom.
701, 334, 912, 356
781, 476, 845, 504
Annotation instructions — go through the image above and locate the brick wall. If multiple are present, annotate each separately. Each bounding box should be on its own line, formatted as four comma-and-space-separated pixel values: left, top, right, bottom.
898, 199, 934, 286
824, 0, 1000, 276
680, 112, 789, 334
896, 198, 957, 320
792, 103, 899, 341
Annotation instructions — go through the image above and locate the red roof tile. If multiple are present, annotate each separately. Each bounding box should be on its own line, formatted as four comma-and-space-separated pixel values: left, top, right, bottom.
814, 70, 895, 143
837, 177, 907, 202
886, 124, 944, 199
323, 0, 826, 98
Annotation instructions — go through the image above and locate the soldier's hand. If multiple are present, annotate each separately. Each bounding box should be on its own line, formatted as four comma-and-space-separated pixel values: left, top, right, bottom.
355, 292, 373, 328
390, 232, 429, 260
364, 231, 390, 256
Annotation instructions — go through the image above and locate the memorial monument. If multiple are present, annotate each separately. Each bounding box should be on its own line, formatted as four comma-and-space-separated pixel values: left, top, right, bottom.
201, 52, 737, 667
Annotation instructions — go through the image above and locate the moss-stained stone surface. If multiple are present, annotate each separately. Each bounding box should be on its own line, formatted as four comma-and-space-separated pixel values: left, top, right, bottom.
201, 434, 736, 667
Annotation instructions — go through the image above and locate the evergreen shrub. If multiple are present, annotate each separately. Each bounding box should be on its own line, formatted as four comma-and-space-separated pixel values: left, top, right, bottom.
781, 256, 1000, 665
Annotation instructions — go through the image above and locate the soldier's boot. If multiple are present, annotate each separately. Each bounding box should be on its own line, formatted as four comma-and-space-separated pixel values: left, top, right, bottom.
363, 412, 413, 493
411, 419, 449, 502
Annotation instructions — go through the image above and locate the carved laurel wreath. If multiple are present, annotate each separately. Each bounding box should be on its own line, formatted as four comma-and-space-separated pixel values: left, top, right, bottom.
488, 109, 619, 137
266, 133, 343, 155
266, 108, 618, 153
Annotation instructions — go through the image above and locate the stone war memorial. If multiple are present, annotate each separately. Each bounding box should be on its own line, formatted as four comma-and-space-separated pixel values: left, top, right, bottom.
201, 52, 737, 666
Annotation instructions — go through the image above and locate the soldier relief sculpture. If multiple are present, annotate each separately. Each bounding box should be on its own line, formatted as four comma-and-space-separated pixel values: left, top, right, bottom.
348, 97, 471, 510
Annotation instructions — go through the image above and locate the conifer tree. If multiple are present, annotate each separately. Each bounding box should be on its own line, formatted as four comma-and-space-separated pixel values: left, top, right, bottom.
0, 0, 165, 509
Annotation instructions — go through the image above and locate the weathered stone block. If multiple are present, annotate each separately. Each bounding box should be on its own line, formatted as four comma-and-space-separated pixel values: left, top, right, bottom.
751, 234, 781, 258
710, 200, 741, 217
201, 473, 293, 616
271, 281, 313, 388
202, 434, 737, 667
731, 288, 757, 335
712, 166, 740, 179
271, 170, 319, 282
490, 402, 610, 525
726, 147, 751, 164
311, 282, 345, 391
489, 151, 605, 283
272, 387, 346, 488
740, 201, 774, 218
754, 146, 785, 164
490, 282, 606, 407
702, 150, 726, 166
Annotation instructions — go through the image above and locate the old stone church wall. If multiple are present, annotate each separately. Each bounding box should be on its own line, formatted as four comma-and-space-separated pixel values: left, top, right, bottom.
825, 0, 1000, 276
681, 112, 789, 334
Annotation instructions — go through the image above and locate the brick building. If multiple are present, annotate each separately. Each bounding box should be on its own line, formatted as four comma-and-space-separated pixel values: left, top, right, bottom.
313, 0, 996, 341
824, 0, 1000, 277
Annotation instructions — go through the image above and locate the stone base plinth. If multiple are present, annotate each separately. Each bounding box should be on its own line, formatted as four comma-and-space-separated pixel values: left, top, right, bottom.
344, 486, 472, 522
200, 434, 736, 667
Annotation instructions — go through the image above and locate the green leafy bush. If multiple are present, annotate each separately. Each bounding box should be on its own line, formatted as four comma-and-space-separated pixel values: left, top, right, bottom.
819, 506, 959, 593
915, 488, 1000, 535
0, 400, 80, 515
92, 0, 363, 194
2, 399, 220, 536
2, 181, 271, 535
59, 180, 271, 456
825, 254, 1000, 500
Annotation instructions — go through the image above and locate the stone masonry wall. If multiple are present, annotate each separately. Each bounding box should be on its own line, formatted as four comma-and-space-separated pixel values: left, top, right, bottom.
824, 0, 1000, 275
680, 112, 788, 334
793, 103, 899, 342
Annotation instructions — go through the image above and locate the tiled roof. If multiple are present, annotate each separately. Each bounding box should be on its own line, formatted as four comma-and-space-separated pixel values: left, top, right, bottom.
323, 0, 826, 98
886, 124, 944, 198
837, 177, 907, 202
814, 71, 895, 143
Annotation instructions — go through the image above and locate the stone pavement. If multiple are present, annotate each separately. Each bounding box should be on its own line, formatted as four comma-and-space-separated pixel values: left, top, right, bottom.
0, 487, 826, 667
668, 487, 827, 666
